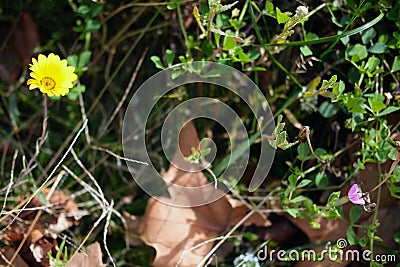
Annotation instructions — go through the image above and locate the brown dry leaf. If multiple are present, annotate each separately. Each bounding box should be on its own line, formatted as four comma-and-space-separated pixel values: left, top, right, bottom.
1, 188, 80, 267
0, 248, 30, 267
226, 197, 270, 227
287, 216, 350, 267
123, 211, 143, 246
66, 242, 105, 267
140, 122, 270, 267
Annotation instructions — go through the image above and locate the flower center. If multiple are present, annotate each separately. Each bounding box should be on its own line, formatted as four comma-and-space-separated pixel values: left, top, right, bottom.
40, 77, 56, 90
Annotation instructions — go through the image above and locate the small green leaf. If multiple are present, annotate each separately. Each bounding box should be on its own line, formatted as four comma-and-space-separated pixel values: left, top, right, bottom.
288, 174, 297, 187
368, 97, 386, 113
297, 179, 311, 188
85, 19, 101, 32
285, 207, 299, 218
315, 172, 329, 188
235, 48, 251, 63
165, 49, 175, 67
243, 232, 258, 241
310, 221, 321, 229
327, 191, 341, 206
150, 56, 165, 69
347, 226, 358, 245
394, 232, 400, 245
366, 56, 380, 73
67, 54, 79, 68
297, 143, 310, 160
223, 36, 237, 50
359, 237, 367, 247
276, 7, 290, 24
264, 1, 274, 17
361, 28, 376, 44
319, 101, 338, 118
77, 5, 91, 16
300, 45, 313, 56
349, 206, 361, 224
347, 44, 368, 62
291, 195, 308, 203
368, 42, 387, 54
392, 56, 400, 72
377, 106, 400, 117
78, 51, 92, 68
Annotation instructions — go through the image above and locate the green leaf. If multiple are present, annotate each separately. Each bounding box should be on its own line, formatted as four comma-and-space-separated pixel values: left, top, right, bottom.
243, 231, 258, 241
165, 49, 175, 67
300, 45, 313, 56
377, 106, 400, 117
361, 28, 376, 44
288, 174, 297, 187
285, 207, 299, 218
392, 56, 400, 72
319, 101, 338, 118
297, 179, 311, 188
150, 56, 165, 69
67, 54, 79, 68
349, 206, 361, 224
347, 226, 358, 245
315, 172, 329, 188
394, 232, 400, 245
223, 36, 237, 50
359, 237, 367, 247
310, 221, 321, 229
264, 1, 274, 17
368, 97, 386, 113
77, 5, 91, 16
85, 19, 101, 32
78, 51, 92, 68
368, 42, 387, 54
327, 191, 341, 206
291, 195, 308, 203
347, 44, 368, 62
235, 48, 251, 63
332, 80, 345, 97
297, 143, 310, 160
276, 7, 290, 24
366, 56, 380, 73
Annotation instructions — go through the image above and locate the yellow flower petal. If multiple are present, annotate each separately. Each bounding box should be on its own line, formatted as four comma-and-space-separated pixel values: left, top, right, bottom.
26, 53, 78, 97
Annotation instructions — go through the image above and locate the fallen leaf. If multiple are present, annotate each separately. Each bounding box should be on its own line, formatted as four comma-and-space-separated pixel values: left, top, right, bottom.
1, 187, 81, 267
140, 122, 270, 266
123, 211, 143, 247
66, 242, 105, 267
0, 248, 30, 267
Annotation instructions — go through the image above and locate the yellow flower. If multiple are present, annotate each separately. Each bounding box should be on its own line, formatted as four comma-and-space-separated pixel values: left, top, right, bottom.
27, 53, 78, 97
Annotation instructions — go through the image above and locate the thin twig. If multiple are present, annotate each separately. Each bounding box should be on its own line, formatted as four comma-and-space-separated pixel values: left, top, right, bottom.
3, 119, 88, 232
366, 142, 400, 195
196, 189, 277, 266
0, 151, 18, 217
101, 47, 148, 135
90, 146, 148, 165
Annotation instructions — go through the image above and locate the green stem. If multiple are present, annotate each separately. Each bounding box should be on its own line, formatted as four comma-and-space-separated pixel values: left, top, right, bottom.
176, 1, 189, 51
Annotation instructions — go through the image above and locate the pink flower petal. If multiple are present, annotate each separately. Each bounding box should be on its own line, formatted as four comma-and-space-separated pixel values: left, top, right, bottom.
348, 184, 359, 197
350, 197, 365, 205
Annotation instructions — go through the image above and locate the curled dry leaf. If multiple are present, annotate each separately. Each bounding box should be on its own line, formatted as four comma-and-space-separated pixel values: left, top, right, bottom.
66, 242, 106, 267
139, 122, 270, 267
1, 188, 81, 267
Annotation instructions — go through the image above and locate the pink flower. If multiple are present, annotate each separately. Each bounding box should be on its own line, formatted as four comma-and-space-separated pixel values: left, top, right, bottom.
348, 184, 365, 205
